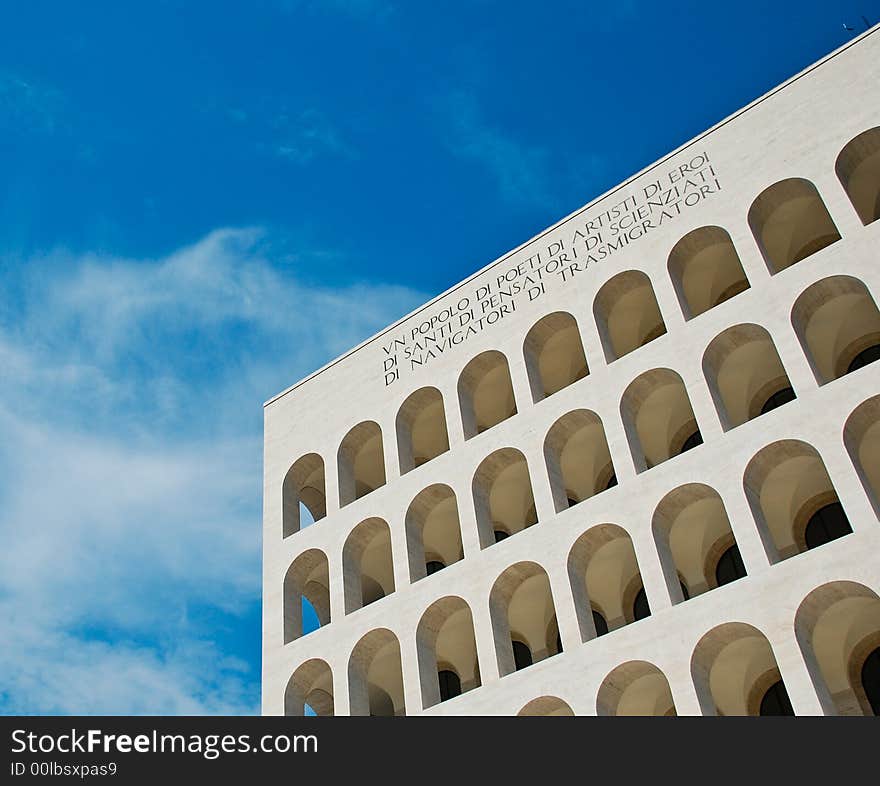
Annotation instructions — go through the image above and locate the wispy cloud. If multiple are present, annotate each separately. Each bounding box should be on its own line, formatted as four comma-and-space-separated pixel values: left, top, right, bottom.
0, 228, 426, 714
440, 91, 559, 209
274, 108, 358, 164
0, 70, 66, 136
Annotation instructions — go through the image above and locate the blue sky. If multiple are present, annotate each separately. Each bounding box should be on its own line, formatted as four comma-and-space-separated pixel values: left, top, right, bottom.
0, 1, 875, 714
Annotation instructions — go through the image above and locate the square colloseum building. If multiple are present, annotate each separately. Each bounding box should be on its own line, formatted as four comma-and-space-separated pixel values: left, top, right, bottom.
262, 27, 880, 716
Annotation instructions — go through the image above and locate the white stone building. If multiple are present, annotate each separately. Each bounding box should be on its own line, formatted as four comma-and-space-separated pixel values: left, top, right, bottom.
262, 27, 880, 716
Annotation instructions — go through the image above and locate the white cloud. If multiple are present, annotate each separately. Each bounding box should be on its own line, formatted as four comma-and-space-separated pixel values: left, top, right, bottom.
0, 228, 427, 714
441, 91, 559, 209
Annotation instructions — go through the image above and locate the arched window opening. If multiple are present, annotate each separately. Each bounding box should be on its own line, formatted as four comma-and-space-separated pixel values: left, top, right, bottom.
652, 483, 745, 604
282, 453, 326, 537
517, 696, 575, 716
804, 501, 852, 550
416, 596, 481, 709
748, 178, 840, 274
759, 680, 794, 716
594, 270, 667, 362
523, 311, 589, 402
632, 587, 650, 621
438, 669, 461, 702
743, 440, 851, 562
843, 395, 880, 517
760, 386, 796, 415
714, 544, 746, 587
794, 582, 880, 715
494, 529, 510, 543
848, 344, 880, 372
426, 560, 445, 576
458, 350, 517, 438
691, 622, 791, 716
348, 629, 406, 717
338, 421, 386, 506
702, 323, 795, 430
863, 649, 880, 715
473, 448, 538, 549
404, 484, 463, 583
835, 127, 880, 225
791, 275, 880, 385
396, 387, 449, 474
283, 549, 331, 644
668, 226, 749, 319
489, 562, 559, 677
544, 409, 615, 513
512, 641, 533, 671
342, 518, 395, 614
284, 659, 334, 717
620, 368, 702, 472
567, 524, 647, 640
597, 661, 677, 716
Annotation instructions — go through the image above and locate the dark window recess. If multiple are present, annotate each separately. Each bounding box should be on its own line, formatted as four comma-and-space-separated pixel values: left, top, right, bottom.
759, 680, 795, 716
425, 560, 445, 576
861, 647, 880, 716
567, 497, 579, 508
680, 580, 690, 601
633, 587, 651, 621
680, 431, 703, 454
494, 530, 510, 543
760, 386, 796, 415
555, 633, 563, 654
847, 344, 880, 374
804, 502, 852, 550
605, 473, 618, 490
512, 640, 532, 671
593, 610, 609, 637
438, 669, 461, 702
715, 544, 747, 587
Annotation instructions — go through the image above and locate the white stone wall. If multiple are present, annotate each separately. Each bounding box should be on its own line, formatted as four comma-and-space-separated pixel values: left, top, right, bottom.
262, 27, 880, 715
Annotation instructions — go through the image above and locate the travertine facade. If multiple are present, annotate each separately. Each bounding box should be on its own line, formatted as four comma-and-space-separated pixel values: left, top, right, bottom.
263, 27, 880, 716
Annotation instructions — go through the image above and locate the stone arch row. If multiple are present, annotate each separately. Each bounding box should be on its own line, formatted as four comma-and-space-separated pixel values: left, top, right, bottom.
284, 579, 880, 717
285, 389, 879, 645
284, 272, 880, 534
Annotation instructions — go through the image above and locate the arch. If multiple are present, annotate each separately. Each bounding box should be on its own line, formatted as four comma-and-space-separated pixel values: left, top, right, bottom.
835, 127, 880, 225
667, 226, 749, 319
458, 350, 517, 438
348, 628, 406, 716
620, 367, 703, 472
416, 596, 481, 708
748, 178, 840, 274
593, 270, 667, 361
283, 549, 330, 644
523, 311, 589, 402
702, 323, 795, 430
282, 453, 326, 537
743, 439, 853, 562
405, 484, 463, 583
489, 561, 560, 677
596, 660, 676, 716
284, 659, 334, 716
795, 581, 880, 715
396, 387, 450, 474
342, 518, 395, 613
691, 622, 793, 715
517, 696, 574, 716
473, 448, 538, 549
652, 484, 745, 604
843, 395, 880, 517
544, 409, 615, 513
337, 421, 386, 506
567, 524, 650, 641
790, 275, 880, 385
